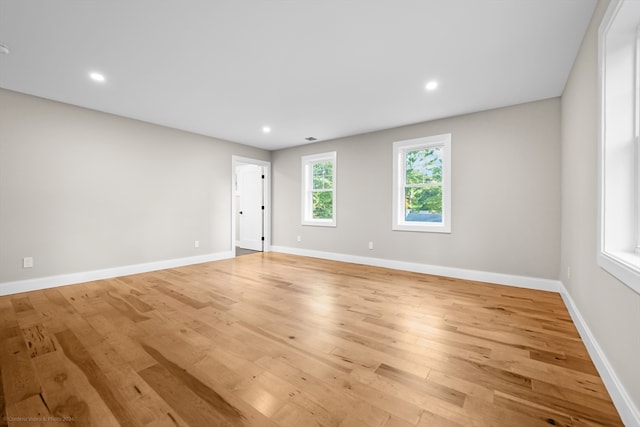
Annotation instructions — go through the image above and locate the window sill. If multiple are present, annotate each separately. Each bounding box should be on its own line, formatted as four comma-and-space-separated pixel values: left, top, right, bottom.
302, 220, 336, 227
392, 223, 451, 233
598, 250, 640, 295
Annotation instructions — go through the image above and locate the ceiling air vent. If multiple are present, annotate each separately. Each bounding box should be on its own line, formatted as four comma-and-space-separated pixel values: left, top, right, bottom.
305, 137, 317, 142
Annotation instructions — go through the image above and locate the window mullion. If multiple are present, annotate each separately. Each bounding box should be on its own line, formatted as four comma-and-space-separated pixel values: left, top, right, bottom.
405, 183, 441, 188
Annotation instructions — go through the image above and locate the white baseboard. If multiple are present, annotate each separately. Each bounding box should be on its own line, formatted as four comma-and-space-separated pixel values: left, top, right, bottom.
1, 245, 637, 425
559, 283, 640, 427
0, 251, 234, 297
271, 245, 562, 292
272, 246, 639, 426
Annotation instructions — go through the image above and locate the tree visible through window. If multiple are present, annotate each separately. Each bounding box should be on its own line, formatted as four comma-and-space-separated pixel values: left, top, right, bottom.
312, 160, 333, 219
302, 152, 336, 226
404, 147, 443, 223
393, 134, 451, 233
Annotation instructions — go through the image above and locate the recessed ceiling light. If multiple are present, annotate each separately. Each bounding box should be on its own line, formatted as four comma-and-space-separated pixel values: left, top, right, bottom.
90, 72, 106, 83
425, 81, 438, 91
262, 126, 271, 134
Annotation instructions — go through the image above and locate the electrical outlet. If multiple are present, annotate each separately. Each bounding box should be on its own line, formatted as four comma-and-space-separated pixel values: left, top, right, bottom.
23, 257, 33, 268
368, 241, 374, 250
194, 240, 200, 248
297, 235, 301, 242
567, 266, 571, 279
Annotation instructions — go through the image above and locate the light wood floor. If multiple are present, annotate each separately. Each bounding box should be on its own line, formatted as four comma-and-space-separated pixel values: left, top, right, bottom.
0, 253, 623, 427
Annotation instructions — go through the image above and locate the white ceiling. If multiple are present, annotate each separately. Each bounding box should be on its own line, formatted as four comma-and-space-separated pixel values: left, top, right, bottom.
0, 0, 596, 151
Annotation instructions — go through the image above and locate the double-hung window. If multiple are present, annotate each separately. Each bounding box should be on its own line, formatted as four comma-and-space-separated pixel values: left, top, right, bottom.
598, 0, 640, 294
302, 152, 336, 227
393, 134, 451, 233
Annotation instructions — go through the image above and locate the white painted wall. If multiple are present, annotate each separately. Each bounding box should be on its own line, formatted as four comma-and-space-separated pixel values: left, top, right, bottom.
560, 0, 640, 417
0, 89, 269, 284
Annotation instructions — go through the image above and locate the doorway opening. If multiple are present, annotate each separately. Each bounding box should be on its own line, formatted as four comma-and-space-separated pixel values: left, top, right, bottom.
231, 156, 271, 257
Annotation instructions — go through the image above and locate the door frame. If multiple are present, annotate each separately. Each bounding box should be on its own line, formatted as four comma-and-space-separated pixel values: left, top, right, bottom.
231, 156, 271, 255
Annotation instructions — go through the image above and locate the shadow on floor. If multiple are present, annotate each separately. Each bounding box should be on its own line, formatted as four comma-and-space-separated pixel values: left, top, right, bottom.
235, 247, 261, 257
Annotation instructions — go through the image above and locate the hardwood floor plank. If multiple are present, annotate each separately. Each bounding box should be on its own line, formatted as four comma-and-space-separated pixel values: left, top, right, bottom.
41, 290, 76, 316
528, 349, 598, 376
256, 356, 392, 426
30, 351, 92, 427
10, 297, 34, 314
141, 343, 245, 421
54, 329, 143, 427
337, 412, 384, 427
462, 394, 557, 427
0, 368, 6, 427
148, 279, 210, 310
0, 336, 41, 407
375, 363, 465, 408
530, 380, 623, 425
466, 349, 608, 398
330, 372, 424, 425
121, 293, 154, 313
5, 394, 66, 427
21, 324, 57, 359
493, 390, 573, 427
0, 253, 624, 426
102, 291, 151, 323
138, 364, 231, 427
233, 383, 283, 418
416, 409, 465, 427
270, 401, 327, 427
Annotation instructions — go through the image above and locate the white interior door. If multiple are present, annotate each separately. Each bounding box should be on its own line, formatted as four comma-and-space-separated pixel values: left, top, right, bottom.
237, 164, 263, 251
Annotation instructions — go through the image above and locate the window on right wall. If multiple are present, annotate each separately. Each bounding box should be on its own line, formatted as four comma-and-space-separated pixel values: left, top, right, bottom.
392, 134, 451, 233
599, 0, 640, 294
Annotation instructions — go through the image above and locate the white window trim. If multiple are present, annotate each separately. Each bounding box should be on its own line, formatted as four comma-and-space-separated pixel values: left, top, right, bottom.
598, 0, 640, 295
392, 134, 451, 233
636, 23, 640, 256
301, 151, 337, 227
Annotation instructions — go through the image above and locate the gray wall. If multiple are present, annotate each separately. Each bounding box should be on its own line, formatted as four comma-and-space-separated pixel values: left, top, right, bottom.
0, 89, 269, 283
272, 98, 561, 279
1, 3, 637, 414
560, 0, 640, 410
